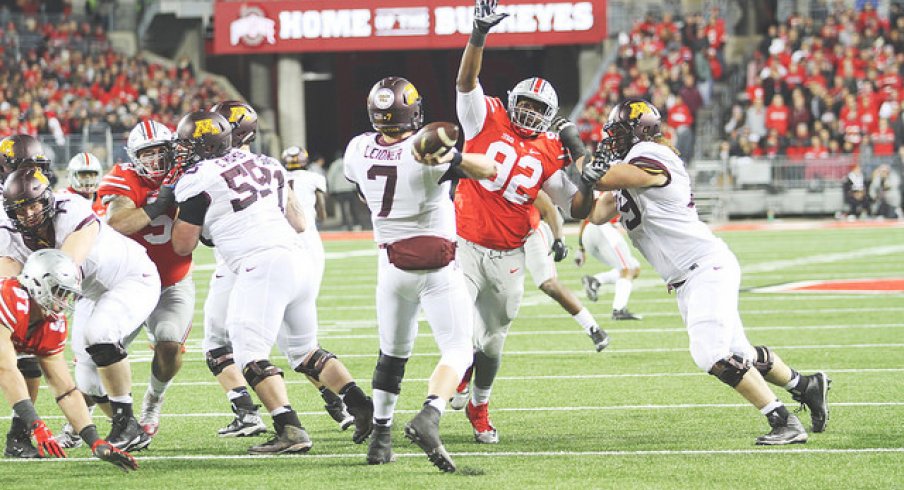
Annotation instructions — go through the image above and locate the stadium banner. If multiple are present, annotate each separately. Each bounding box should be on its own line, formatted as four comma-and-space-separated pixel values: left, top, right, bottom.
212, 0, 606, 54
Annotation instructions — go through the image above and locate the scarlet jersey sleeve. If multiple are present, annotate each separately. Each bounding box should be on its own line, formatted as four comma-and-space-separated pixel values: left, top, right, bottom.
97, 164, 146, 206
0, 279, 67, 356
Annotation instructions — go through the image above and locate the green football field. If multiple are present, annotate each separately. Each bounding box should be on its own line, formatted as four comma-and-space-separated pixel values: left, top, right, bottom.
2, 222, 903, 489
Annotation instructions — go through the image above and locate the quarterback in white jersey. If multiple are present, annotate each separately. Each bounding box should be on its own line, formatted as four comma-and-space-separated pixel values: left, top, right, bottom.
0, 167, 160, 453
588, 98, 830, 445
344, 77, 497, 472
170, 111, 373, 455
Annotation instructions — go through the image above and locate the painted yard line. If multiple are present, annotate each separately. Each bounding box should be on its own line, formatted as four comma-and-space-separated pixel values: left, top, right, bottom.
0, 447, 902, 464
126, 343, 904, 363
5, 402, 901, 422
519, 306, 904, 316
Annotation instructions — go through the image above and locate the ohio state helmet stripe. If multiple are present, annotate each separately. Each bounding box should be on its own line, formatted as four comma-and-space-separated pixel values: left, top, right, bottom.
142, 120, 155, 139
531, 78, 545, 94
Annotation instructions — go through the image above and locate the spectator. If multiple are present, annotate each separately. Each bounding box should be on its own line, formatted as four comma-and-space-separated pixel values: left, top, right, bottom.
869, 163, 903, 218
746, 94, 768, 141
871, 117, 896, 156
669, 94, 695, 159
765, 94, 791, 135
841, 163, 869, 219
325, 154, 364, 231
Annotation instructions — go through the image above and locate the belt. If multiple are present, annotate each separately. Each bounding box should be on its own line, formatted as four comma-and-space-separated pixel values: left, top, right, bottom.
668, 263, 699, 292
463, 239, 520, 258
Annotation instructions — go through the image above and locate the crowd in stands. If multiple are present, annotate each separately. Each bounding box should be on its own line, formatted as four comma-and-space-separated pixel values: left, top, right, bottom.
576, 7, 727, 161
0, 9, 230, 163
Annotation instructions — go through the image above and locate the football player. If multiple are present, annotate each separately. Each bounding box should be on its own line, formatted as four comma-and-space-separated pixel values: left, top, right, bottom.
0, 134, 54, 458
0, 249, 137, 470
0, 167, 161, 453
450, 0, 600, 443
170, 111, 373, 454
65, 152, 106, 217
587, 97, 831, 444
96, 120, 194, 438
575, 218, 643, 320
345, 77, 497, 472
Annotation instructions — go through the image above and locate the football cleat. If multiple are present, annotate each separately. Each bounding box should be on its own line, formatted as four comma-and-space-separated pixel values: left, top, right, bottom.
218, 406, 267, 438
589, 327, 610, 352
465, 401, 498, 444
791, 372, 831, 433
139, 391, 164, 437
404, 405, 456, 473
346, 396, 375, 444
4, 429, 38, 458
54, 423, 83, 449
366, 424, 396, 465
321, 390, 355, 431
449, 364, 473, 411
582, 275, 600, 302
106, 414, 152, 452
247, 425, 312, 455
755, 412, 808, 446
611, 308, 642, 321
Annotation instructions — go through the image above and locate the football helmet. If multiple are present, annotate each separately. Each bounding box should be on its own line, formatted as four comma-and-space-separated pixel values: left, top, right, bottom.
211, 100, 258, 148
67, 152, 103, 194
507, 77, 559, 135
367, 77, 424, 135
126, 120, 174, 182
174, 111, 232, 164
281, 146, 308, 171
3, 167, 55, 233
18, 249, 81, 318
0, 134, 51, 181
602, 98, 662, 159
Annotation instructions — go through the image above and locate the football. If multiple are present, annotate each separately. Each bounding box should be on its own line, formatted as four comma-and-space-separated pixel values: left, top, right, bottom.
411, 122, 460, 164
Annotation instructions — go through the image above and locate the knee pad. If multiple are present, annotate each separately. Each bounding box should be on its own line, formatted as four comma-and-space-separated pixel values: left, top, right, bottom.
753, 345, 774, 376
85, 343, 128, 367
243, 359, 284, 388
206, 346, 235, 376
293, 347, 336, 381
708, 354, 751, 388
17, 357, 42, 379
371, 352, 408, 395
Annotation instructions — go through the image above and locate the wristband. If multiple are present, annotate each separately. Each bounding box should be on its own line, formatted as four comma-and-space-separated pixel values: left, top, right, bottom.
450, 151, 463, 168
470, 26, 487, 47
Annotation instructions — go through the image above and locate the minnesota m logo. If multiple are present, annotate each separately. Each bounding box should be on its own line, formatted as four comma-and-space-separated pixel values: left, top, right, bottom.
228, 106, 247, 123
0, 138, 13, 157
193, 119, 221, 138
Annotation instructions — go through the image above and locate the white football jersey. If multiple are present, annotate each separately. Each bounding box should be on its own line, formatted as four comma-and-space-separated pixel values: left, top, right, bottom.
287, 169, 326, 232
343, 132, 455, 244
0, 193, 155, 299
174, 148, 298, 271
613, 141, 729, 284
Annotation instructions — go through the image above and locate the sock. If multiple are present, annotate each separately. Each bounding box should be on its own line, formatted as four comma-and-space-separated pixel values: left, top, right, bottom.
785, 370, 806, 392
759, 399, 787, 418
228, 387, 255, 411
271, 406, 301, 433
612, 277, 632, 310
426, 394, 447, 414
109, 395, 133, 419
373, 388, 398, 425
472, 386, 492, 406
339, 382, 368, 409
319, 386, 341, 405
472, 351, 500, 395
374, 417, 392, 427
148, 373, 171, 398
572, 308, 599, 335
594, 269, 620, 284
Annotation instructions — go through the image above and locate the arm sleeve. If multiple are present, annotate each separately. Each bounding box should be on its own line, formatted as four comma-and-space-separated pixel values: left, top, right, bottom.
456, 82, 488, 141
541, 170, 579, 219
177, 193, 210, 226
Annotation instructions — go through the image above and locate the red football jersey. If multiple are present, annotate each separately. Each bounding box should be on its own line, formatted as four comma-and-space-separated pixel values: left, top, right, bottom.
97, 164, 191, 287
457, 97, 567, 250
0, 279, 67, 356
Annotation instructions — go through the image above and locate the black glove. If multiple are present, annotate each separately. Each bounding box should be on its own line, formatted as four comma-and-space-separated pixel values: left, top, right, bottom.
474, 0, 508, 35
551, 238, 569, 262
581, 140, 619, 186
144, 185, 175, 220
552, 115, 588, 164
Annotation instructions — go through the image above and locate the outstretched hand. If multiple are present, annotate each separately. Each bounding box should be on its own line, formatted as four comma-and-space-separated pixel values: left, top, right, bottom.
32, 421, 66, 458
474, 0, 508, 33
93, 440, 139, 472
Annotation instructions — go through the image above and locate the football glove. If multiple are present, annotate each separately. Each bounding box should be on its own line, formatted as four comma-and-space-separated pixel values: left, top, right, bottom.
474, 0, 508, 33
551, 238, 568, 262
92, 440, 139, 472
549, 115, 574, 134
32, 420, 66, 458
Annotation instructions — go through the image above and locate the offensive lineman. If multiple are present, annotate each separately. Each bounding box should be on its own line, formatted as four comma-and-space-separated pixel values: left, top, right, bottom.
345, 77, 498, 472
97, 120, 194, 437
170, 111, 373, 454
451, 0, 600, 443
587, 97, 830, 444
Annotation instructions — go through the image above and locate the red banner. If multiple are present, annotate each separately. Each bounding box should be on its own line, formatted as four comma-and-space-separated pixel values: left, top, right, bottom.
212, 0, 606, 54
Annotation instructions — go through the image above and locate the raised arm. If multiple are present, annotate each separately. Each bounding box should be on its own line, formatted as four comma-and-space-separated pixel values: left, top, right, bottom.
457, 1, 507, 92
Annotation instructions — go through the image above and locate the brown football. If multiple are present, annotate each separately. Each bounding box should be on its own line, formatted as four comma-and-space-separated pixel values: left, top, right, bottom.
411, 122, 460, 164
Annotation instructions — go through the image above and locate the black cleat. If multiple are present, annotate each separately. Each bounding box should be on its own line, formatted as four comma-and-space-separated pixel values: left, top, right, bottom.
4, 430, 38, 458
791, 372, 831, 433
106, 414, 152, 452
248, 425, 312, 455
755, 412, 808, 445
612, 308, 642, 320
404, 405, 456, 473
582, 275, 600, 302
321, 390, 355, 431
367, 425, 396, 465
346, 396, 374, 444
589, 327, 610, 352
